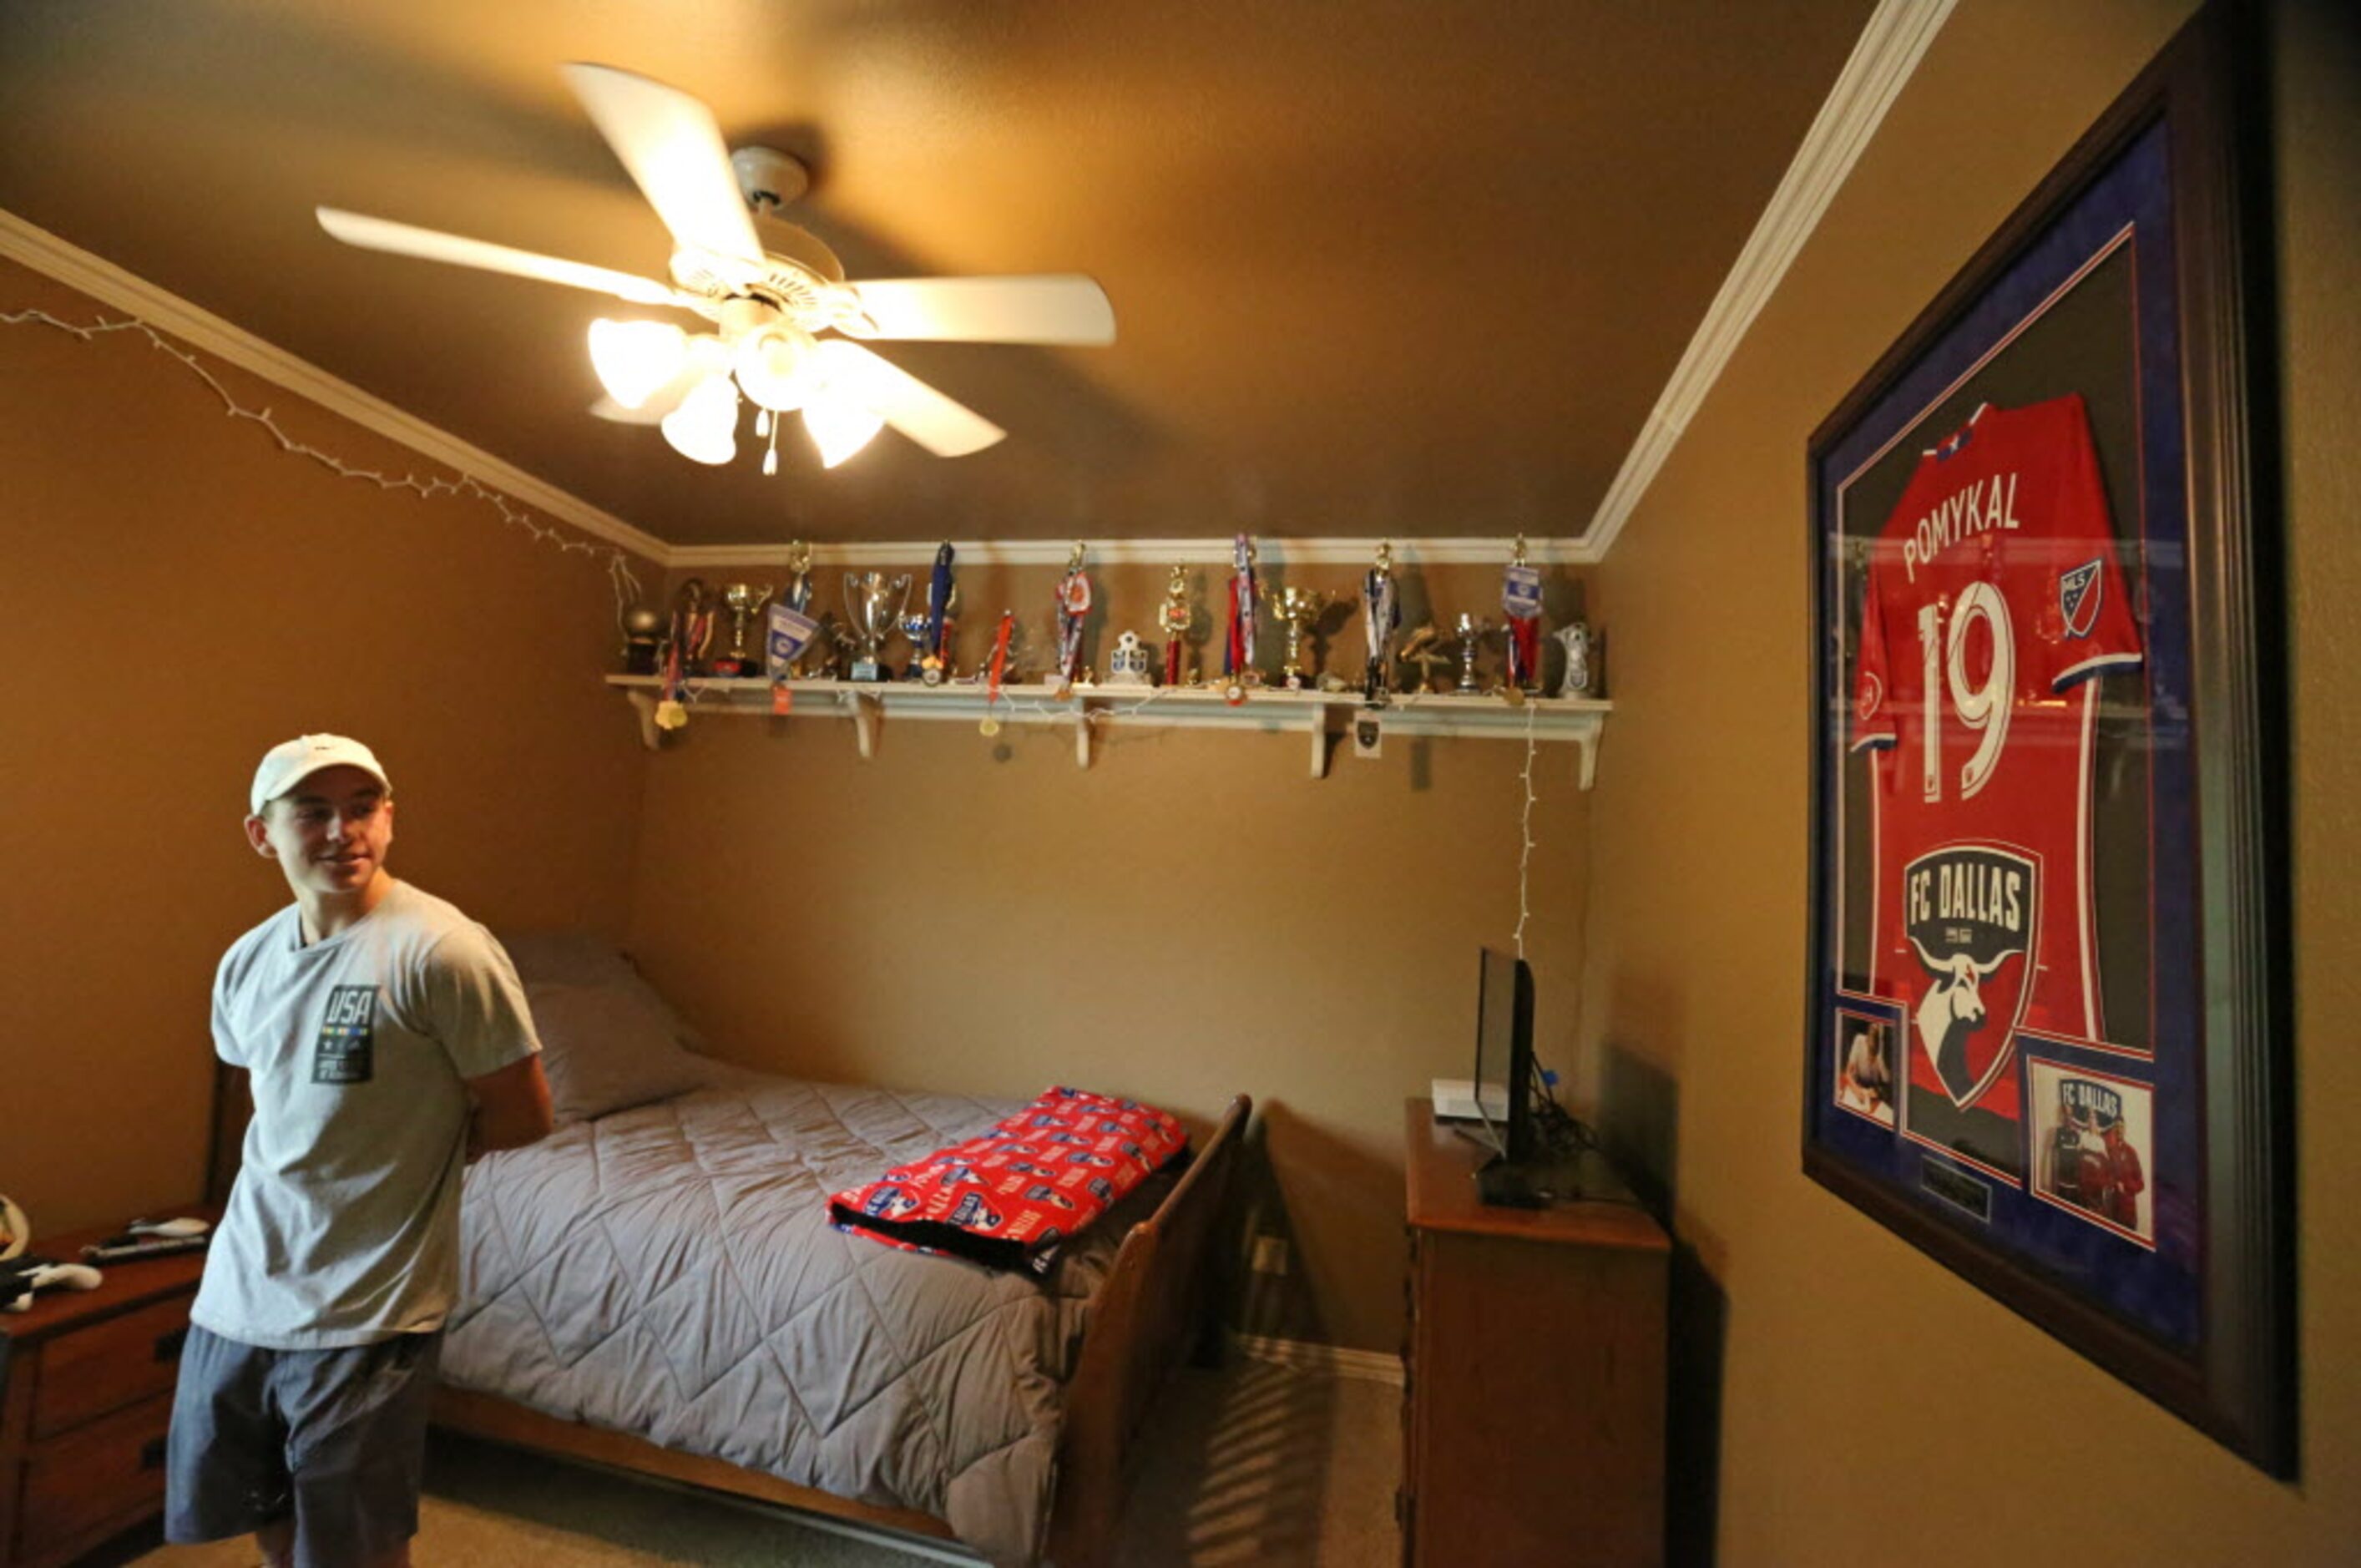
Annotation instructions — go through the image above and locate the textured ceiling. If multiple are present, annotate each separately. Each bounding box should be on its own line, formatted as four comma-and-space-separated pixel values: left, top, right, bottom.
0, 0, 1874, 547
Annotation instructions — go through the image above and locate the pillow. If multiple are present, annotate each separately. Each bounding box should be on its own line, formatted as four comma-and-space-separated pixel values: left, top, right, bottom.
497, 929, 711, 1055
525, 978, 712, 1122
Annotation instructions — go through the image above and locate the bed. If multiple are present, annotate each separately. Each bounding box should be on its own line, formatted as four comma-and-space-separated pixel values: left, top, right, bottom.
426, 936, 1249, 1567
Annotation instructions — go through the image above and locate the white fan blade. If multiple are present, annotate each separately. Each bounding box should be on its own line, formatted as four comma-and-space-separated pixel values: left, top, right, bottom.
822, 341, 1004, 457
842, 276, 1116, 345
317, 208, 682, 306
561, 63, 762, 266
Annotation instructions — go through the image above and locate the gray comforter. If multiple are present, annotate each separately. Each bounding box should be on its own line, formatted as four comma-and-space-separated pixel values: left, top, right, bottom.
446, 1070, 1130, 1565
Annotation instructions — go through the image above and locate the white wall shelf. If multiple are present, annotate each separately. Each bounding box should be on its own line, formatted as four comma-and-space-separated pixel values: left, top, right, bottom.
609, 675, 1610, 784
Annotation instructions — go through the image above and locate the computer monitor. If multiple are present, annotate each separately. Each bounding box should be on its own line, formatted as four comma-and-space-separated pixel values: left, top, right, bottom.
1471, 948, 1535, 1166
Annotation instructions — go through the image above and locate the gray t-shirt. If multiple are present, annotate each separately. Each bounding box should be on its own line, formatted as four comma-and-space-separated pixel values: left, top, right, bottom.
193, 880, 538, 1348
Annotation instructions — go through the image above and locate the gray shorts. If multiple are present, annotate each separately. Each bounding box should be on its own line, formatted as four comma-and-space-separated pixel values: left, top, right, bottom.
165, 1323, 442, 1568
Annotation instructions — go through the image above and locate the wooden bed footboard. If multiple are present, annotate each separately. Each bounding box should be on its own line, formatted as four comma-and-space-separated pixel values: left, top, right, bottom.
1042, 1092, 1251, 1567
432, 1092, 1253, 1567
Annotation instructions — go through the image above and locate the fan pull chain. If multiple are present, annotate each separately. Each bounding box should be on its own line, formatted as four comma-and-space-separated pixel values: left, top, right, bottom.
754, 407, 772, 438
761, 417, 781, 476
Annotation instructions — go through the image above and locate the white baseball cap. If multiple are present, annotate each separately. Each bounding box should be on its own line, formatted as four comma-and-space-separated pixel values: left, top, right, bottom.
249, 734, 392, 816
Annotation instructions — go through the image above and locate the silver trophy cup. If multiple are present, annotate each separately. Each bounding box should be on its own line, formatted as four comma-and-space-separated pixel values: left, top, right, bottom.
842, 572, 913, 683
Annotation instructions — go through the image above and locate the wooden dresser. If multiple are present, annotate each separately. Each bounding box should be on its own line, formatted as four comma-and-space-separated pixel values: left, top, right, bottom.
1399, 1100, 1668, 1567
0, 1225, 209, 1568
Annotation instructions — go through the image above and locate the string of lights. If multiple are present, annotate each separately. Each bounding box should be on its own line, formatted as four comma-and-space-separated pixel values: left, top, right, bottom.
1513, 693, 1539, 960
2, 307, 645, 616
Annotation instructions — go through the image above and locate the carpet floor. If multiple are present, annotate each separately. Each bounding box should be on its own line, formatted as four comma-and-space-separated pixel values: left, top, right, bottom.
105, 1356, 1400, 1565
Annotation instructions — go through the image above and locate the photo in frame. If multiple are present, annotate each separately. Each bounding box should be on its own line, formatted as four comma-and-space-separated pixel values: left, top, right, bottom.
1802, 3, 2291, 1474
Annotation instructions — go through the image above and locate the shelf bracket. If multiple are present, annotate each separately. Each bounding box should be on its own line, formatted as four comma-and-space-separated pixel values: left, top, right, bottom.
1074, 710, 1095, 771
1307, 703, 1338, 780
849, 692, 881, 760
625, 690, 663, 751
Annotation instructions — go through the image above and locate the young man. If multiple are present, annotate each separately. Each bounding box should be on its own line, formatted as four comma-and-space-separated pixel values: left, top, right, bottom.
166, 734, 554, 1568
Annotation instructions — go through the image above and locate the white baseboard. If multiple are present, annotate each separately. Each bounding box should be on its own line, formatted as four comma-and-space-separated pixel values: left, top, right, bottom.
1228, 1331, 1405, 1387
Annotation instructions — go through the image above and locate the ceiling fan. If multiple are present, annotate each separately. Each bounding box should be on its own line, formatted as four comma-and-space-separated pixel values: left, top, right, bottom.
316, 63, 1115, 471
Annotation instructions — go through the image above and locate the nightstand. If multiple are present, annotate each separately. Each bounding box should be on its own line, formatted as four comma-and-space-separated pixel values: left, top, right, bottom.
0, 1222, 210, 1568
1399, 1100, 1668, 1566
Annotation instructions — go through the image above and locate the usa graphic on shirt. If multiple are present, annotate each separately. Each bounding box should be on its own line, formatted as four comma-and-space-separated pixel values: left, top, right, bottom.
311, 984, 377, 1084
1852, 394, 2142, 1179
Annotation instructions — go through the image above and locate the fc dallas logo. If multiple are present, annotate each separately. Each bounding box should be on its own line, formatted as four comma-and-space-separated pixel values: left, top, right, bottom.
1903, 843, 2038, 1108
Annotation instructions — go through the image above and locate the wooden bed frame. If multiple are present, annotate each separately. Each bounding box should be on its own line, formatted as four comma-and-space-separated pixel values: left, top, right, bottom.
432, 1093, 1252, 1566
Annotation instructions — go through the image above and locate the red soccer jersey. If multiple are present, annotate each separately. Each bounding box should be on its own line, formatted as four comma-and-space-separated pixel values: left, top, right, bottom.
1852, 395, 2143, 1129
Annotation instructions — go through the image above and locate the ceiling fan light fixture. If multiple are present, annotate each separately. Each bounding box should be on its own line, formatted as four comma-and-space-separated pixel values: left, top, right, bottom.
660, 372, 741, 464
733, 326, 821, 412
804, 393, 885, 469
587, 318, 691, 408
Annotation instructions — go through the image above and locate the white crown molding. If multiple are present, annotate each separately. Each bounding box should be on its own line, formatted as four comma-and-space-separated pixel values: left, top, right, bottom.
1580, 0, 1955, 557
0, 208, 670, 564
670, 534, 1595, 570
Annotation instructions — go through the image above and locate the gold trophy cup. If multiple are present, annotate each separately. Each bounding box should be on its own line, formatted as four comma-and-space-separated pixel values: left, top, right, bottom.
1271, 586, 1328, 690
715, 582, 775, 677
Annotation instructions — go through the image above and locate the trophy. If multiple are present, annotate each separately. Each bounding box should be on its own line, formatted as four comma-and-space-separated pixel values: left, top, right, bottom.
1052, 541, 1093, 693
620, 606, 665, 675
842, 571, 912, 682
1158, 564, 1193, 687
1452, 612, 1489, 694
670, 578, 715, 678
1270, 586, 1328, 690
1553, 621, 1594, 697
1105, 630, 1154, 686
1501, 535, 1544, 694
782, 542, 823, 677
903, 554, 959, 683
712, 581, 775, 677
1362, 541, 1400, 705
1398, 623, 1449, 693
897, 605, 932, 680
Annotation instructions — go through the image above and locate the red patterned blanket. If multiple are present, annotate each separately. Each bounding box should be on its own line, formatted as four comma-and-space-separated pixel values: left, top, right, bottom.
830, 1086, 1188, 1274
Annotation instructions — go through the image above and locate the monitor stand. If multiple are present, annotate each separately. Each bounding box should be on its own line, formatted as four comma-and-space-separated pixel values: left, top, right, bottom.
1475, 1156, 1550, 1209
1475, 1148, 1597, 1209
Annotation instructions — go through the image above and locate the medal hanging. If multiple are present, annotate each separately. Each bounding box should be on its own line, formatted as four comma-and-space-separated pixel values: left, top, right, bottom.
981, 609, 1015, 736
655, 636, 689, 731
1502, 540, 1543, 692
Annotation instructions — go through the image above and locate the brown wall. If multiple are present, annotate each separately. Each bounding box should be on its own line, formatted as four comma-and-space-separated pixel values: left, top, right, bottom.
625, 557, 1594, 1354
1583, 0, 2358, 1560
0, 257, 655, 1235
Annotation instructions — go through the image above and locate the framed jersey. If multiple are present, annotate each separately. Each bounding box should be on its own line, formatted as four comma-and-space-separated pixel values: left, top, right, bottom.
1803, 2, 2292, 1475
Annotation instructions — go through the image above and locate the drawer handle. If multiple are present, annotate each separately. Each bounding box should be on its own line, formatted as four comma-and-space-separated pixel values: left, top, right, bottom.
140, 1435, 169, 1472
154, 1327, 190, 1363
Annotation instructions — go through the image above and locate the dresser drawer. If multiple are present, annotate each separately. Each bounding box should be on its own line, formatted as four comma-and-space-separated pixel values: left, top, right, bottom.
31, 1296, 192, 1439
17, 1390, 174, 1563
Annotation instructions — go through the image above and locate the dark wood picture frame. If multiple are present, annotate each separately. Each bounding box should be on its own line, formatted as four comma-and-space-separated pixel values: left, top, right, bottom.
1802, 1, 2291, 1474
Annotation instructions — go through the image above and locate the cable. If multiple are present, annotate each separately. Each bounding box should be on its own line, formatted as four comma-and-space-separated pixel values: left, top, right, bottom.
3, 308, 645, 618
1511, 694, 1539, 959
